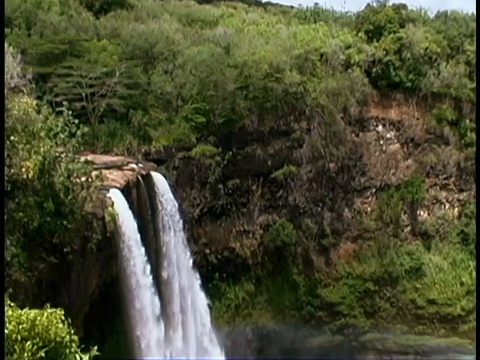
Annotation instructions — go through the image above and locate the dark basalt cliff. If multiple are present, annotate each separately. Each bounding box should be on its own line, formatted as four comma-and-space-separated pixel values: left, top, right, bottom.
144, 94, 475, 280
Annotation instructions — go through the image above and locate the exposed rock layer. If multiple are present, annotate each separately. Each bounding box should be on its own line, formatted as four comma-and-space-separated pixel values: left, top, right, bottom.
145, 94, 475, 279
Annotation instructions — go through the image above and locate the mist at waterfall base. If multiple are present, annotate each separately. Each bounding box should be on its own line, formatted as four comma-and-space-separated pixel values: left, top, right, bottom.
107, 171, 223, 359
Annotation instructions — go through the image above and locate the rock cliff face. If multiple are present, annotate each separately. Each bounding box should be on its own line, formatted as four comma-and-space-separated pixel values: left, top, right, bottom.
143, 94, 475, 279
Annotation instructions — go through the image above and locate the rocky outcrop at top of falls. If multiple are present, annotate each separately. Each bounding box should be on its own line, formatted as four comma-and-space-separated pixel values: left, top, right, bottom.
79, 153, 158, 216
81, 153, 156, 190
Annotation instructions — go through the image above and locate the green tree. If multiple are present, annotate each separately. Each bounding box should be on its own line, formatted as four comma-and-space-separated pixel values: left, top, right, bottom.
354, 2, 410, 43
44, 39, 128, 126
367, 25, 444, 92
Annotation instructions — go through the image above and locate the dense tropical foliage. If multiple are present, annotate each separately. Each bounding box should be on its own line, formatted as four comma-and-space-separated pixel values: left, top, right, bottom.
5, 0, 475, 152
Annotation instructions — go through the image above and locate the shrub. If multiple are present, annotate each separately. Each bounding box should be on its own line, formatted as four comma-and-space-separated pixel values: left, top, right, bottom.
263, 218, 297, 250
432, 105, 476, 149
189, 143, 220, 158
5, 298, 99, 360
316, 237, 427, 329
401, 241, 475, 331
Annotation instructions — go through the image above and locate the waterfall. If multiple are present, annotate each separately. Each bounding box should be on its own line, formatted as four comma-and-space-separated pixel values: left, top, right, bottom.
150, 171, 224, 358
107, 189, 165, 358
107, 172, 224, 359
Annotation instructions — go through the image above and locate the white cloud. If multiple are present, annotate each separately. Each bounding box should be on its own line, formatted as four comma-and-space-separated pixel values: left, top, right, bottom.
274, 0, 476, 14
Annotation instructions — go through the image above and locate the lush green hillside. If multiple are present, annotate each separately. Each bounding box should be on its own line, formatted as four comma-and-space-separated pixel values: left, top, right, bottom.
5, 0, 475, 152
5, 0, 476, 357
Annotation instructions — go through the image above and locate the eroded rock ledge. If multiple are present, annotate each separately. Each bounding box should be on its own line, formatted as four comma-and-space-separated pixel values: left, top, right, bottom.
80, 154, 157, 189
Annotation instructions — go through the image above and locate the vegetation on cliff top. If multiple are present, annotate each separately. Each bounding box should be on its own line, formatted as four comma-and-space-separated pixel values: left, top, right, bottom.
4, 0, 476, 356
5, 0, 476, 153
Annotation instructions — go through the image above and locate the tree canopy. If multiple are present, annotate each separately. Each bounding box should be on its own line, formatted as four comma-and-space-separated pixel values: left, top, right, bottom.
5, 0, 475, 153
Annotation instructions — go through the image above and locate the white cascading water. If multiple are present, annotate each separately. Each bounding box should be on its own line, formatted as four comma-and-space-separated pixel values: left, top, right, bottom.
107, 174, 224, 359
151, 171, 224, 358
107, 189, 165, 358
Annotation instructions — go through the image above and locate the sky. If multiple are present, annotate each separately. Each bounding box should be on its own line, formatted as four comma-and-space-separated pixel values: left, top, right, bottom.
273, 0, 476, 14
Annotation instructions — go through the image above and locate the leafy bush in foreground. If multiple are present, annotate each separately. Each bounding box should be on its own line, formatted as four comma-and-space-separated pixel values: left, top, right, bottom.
6, 298, 99, 360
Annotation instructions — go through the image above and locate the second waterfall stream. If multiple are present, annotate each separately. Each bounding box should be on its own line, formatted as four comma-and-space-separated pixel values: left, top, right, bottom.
107, 171, 224, 359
